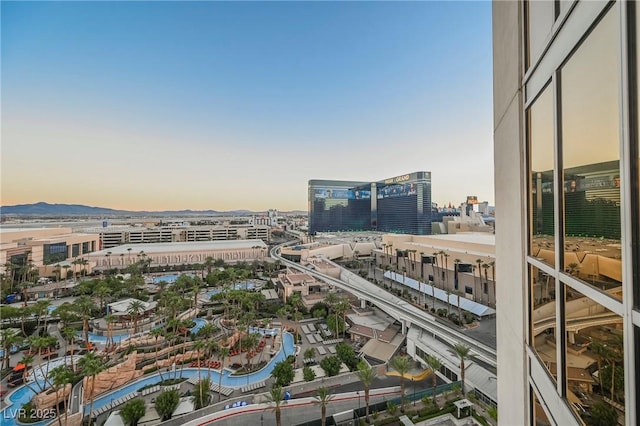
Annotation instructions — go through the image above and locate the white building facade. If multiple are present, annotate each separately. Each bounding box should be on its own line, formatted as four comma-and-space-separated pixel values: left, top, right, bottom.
494, 1, 639, 425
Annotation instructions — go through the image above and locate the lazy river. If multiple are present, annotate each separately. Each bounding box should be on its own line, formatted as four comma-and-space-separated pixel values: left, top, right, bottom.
0, 330, 294, 426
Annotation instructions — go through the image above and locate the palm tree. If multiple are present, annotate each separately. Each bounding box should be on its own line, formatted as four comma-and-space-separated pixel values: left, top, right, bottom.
474, 259, 483, 302
314, 387, 334, 426
20, 354, 37, 394
149, 328, 164, 381
104, 314, 116, 351
442, 251, 450, 288
324, 292, 340, 336
452, 343, 471, 396
335, 299, 350, 339
79, 352, 105, 424
33, 299, 51, 334
95, 285, 111, 314
204, 256, 214, 276
432, 251, 440, 289
193, 340, 206, 383
481, 263, 490, 304
244, 332, 260, 370
193, 377, 212, 410
456, 290, 463, 324
453, 259, 461, 290
128, 300, 146, 334
268, 385, 286, 426
1, 329, 21, 370
356, 360, 376, 422
120, 398, 146, 426
218, 347, 230, 402
19, 305, 32, 337
49, 365, 74, 426
61, 326, 78, 370
390, 355, 410, 413
155, 389, 180, 421
425, 355, 442, 406
53, 264, 61, 282
74, 296, 97, 345
60, 264, 70, 281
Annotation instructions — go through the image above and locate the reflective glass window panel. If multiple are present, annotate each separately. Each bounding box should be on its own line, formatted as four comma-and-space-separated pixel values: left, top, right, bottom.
530, 265, 557, 382
564, 286, 624, 424
529, 84, 556, 266
533, 389, 552, 426
561, 6, 622, 301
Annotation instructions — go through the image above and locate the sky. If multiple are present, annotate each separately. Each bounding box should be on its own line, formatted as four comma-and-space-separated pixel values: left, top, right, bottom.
1, 1, 494, 212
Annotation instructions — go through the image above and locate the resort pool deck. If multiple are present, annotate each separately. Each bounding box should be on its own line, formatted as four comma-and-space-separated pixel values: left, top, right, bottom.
0, 356, 81, 426
2, 331, 293, 426
86, 330, 294, 415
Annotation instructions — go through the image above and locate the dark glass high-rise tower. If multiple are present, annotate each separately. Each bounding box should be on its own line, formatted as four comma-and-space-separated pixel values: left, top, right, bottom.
308, 171, 432, 235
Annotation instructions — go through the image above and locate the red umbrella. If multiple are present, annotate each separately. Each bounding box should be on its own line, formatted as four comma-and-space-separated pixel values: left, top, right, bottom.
13, 363, 26, 372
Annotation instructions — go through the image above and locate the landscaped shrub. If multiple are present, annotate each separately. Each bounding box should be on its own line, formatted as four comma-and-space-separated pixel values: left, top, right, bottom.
473, 412, 491, 426
303, 366, 316, 382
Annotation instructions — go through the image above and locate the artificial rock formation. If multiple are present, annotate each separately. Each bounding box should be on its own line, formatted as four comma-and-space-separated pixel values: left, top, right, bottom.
82, 353, 142, 402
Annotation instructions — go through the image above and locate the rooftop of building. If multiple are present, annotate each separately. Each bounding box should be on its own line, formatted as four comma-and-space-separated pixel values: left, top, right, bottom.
413, 233, 495, 246
280, 270, 317, 286
90, 239, 268, 255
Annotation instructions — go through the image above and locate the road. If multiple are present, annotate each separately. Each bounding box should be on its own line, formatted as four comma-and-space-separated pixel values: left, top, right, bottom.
182, 387, 402, 426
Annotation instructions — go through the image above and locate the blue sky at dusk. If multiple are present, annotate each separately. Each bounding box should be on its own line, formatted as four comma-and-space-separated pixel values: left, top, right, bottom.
2, 1, 493, 211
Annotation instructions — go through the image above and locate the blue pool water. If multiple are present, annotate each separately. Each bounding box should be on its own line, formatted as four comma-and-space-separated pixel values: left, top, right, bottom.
1, 332, 293, 426
190, 318, 207, 334
152, 273, 195, 284
82, 318, 208, 344
0, 357, 81, 426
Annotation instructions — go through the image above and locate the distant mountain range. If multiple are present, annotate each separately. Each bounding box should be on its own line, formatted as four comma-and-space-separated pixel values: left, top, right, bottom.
0, 202, 306, 217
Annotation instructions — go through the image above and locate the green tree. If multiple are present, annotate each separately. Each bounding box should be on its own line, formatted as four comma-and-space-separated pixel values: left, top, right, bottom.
74, 296, 97, 345
303, 366, 316, 382
319, 355, 341, 377
390, 355, 410, 413
326, 315, 345, 336
304, 347, 316, 361
452, 343, 471, 396
355, 360, 376, 422
1, 329, 22, 370
314, 387, 334, 426
155, 389, 180, 421
193, 340, 205, 383
272, 359, 295, 386
119, 398, 146, 426
268, 386, 285, 426
48, 365, 74, 426
127, 300, 146, 334
335, 343, 358, 371
586, 402, 618, 426
425, 355, 442, 406
192, 378, 212, 410
79, 352, 105, 424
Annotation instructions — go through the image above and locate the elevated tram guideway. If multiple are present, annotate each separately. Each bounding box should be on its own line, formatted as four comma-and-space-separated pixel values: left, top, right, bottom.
270, 241, 497, 369
532, 291, 623, 337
